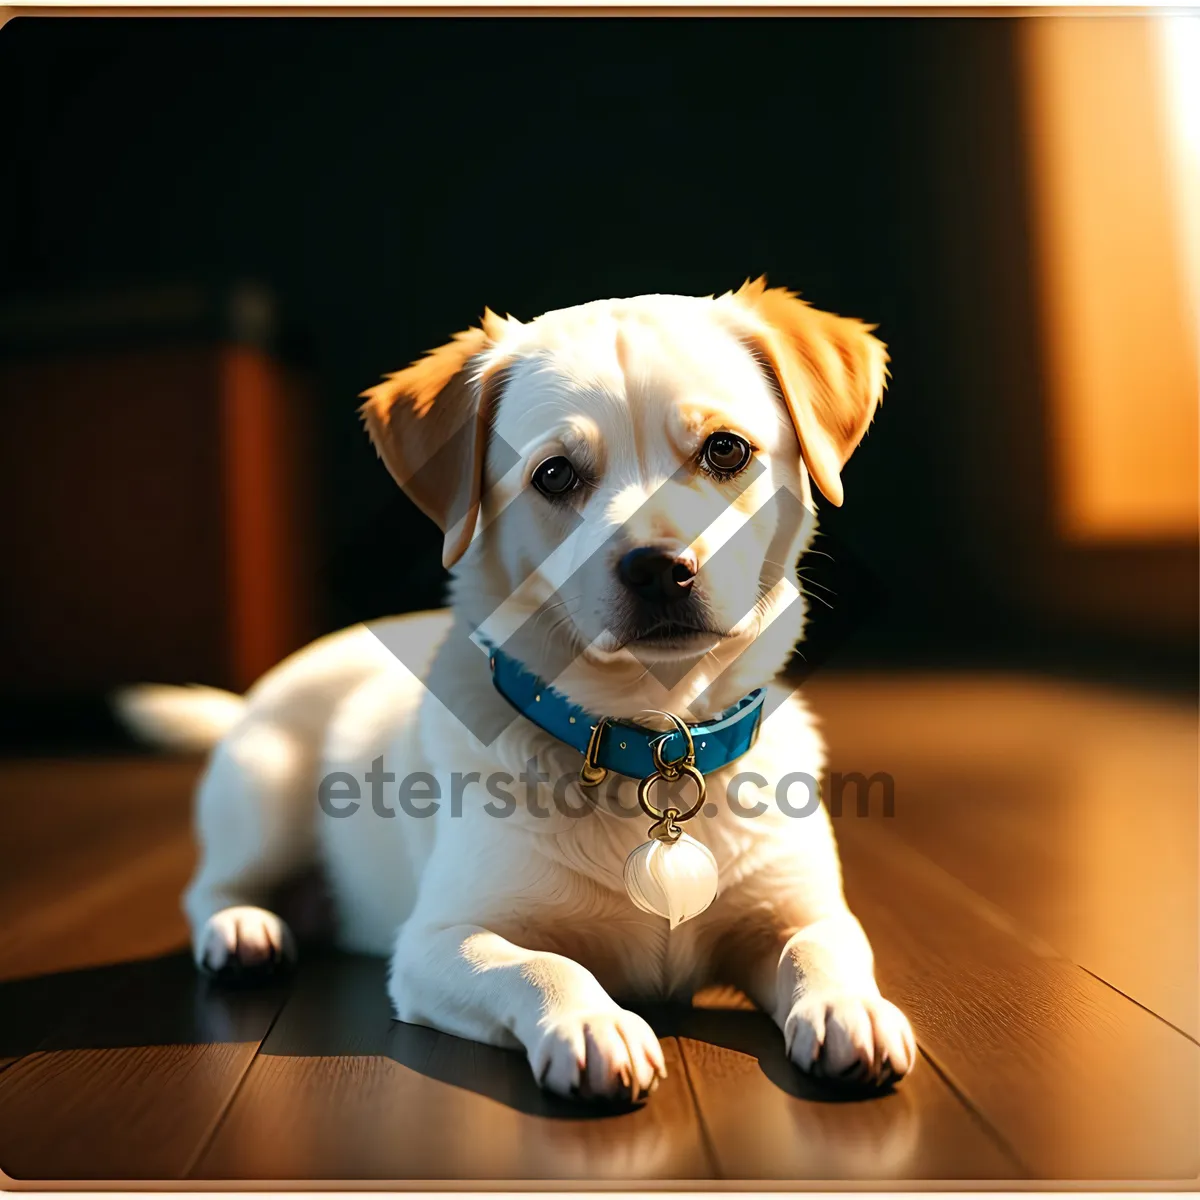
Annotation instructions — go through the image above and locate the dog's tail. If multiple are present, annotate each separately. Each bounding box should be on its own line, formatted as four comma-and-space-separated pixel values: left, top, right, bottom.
112, 684, 246, 752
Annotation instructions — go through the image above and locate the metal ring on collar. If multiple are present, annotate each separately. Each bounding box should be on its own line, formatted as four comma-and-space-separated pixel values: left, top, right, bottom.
637, 761, 706, 825
643, 709, 696, 778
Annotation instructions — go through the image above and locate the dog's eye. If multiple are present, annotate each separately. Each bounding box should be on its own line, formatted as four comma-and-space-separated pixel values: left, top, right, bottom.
532, 455, 578, 498
701, 433, 752, 477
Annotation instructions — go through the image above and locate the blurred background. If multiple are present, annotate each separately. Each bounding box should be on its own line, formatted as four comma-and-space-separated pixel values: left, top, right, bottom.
1, 15, 1196, 743
0, 18, 1196, 1180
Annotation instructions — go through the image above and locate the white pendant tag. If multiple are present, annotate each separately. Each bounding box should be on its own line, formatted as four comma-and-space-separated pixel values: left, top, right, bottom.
623, 832, 719, 929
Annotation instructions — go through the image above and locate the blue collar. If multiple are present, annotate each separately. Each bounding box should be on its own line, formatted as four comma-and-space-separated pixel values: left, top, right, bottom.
488, 646, 765, 781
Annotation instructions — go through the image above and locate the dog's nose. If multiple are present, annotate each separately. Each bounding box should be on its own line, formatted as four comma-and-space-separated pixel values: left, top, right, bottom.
618, 544, 697, 603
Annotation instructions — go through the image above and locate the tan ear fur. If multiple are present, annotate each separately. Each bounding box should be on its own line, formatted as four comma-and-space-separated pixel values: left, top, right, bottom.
724, 276, 889, 506
359, 309, 513, 568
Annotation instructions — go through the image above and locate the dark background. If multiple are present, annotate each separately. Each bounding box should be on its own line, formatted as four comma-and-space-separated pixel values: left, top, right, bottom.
1, 15, 1194, 751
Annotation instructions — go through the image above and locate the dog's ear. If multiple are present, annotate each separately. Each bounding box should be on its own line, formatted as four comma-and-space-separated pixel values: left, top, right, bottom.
724, 277, 888, 506
359, 310, 514, 568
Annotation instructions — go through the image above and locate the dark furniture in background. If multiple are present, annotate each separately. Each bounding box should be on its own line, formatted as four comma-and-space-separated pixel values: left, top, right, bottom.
0, 285, 316, 711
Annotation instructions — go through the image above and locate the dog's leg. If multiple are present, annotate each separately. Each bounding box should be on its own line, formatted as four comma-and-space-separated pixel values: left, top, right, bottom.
389, 923, 667, 1102
184, 719, 318, 977
732, 909, 916, 1087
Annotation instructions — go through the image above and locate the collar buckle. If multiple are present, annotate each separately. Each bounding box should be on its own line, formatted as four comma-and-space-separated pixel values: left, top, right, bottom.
579, 717, 610, 787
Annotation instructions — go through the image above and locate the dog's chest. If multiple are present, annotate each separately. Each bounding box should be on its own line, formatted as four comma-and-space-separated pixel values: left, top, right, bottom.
499, 889, 711, 1003
502, 805, 747, 1001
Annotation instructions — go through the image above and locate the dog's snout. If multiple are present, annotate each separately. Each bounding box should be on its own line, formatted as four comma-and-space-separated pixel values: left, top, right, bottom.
618, 544, 697, 603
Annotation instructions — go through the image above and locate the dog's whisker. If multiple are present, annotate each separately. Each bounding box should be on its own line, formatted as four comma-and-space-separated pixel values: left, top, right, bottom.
795, 570, 837, 597
545, 613, 581, 643
798, 584, 835, 611
530, 595, 583, 639
759, 558, 837, 599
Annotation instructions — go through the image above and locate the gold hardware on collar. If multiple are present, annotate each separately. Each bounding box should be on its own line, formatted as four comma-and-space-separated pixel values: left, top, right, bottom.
647, 807, 683, 844
638, 710, 706, 841
646, 708, 696, 780
579, 717, 610, 787
579, 709, 710, 840
638, 764, 706, 841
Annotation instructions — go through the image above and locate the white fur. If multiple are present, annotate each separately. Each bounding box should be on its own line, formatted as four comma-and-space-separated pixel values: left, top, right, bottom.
132, 293, 915, 1101
114, 683, 246, 753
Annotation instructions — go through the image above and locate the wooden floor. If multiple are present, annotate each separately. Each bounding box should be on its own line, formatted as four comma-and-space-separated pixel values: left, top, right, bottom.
0, 672, 1196, 1185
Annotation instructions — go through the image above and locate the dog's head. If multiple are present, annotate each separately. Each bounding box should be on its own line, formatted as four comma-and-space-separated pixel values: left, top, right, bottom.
361, 279, 887, 719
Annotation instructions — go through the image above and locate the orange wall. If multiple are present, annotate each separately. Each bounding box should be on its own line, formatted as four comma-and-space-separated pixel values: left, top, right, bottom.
1020, 16, 1199, 543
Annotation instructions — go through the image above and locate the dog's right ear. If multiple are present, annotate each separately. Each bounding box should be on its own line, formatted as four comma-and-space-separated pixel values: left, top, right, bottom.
359, 311, 514, 569
721, 278, 888, 508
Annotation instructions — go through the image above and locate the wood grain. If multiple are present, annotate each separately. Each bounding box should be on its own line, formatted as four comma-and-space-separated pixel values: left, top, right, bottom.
194, 953, 714, 1181
0, 953, 287, 1180
807, 673, 1199, 1040
836, 812, 1200, 1180
1, 670, 1195, 1184
0, 757, 198, 982
669, 1006, 1022, 1180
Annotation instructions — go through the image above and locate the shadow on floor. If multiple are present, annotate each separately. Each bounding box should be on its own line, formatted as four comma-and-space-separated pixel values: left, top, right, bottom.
0, 948, 879, 1117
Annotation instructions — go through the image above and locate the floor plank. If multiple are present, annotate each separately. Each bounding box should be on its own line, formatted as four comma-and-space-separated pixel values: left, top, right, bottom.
194, 953, 714, 1181
1, 671, 1195, 1184
0, 953, 287, 1180
0, 830, 195, 983
664, 1005, 1023, 1180
808, 673, 1199, 1039
0, 757, 199, 982
835, 812, 1200, 1180
0, 959, 133, 1061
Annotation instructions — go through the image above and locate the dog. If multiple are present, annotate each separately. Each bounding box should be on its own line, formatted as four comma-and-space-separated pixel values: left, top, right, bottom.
119, 278, 915, 1102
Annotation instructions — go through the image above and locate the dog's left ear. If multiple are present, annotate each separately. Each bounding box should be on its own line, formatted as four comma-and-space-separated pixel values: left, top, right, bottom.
723, 277, 889, 506
359, 311, 514, 568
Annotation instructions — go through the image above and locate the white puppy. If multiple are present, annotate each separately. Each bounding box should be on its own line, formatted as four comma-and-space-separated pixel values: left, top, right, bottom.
120, 278, 915, 1102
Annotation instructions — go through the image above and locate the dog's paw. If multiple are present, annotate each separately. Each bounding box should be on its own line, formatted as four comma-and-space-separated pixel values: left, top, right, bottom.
196, 905, 296, 982
529, 1007, 667, 1103
784, 989, 916, 1088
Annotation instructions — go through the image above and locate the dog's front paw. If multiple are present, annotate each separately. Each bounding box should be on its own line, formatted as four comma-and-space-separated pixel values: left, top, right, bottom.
529, 1007, 667, 1103
197, 905, 296, 981
785, 990, 915, 1088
